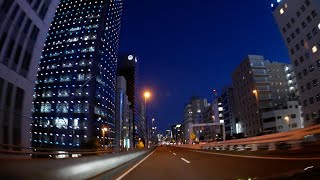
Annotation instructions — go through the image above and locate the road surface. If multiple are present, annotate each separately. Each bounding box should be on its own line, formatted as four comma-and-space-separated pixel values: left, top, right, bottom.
110, 146, 320, 180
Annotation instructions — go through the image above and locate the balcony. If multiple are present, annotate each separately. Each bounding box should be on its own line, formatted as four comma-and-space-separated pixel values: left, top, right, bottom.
254, 77, 270, 84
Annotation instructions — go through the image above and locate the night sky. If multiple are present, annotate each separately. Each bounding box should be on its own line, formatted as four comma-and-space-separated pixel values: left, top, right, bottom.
119, 0, 290, 132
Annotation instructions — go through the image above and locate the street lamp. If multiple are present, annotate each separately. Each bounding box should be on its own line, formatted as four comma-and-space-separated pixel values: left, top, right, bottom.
102, 127, 108, 149
143, 91, 151, 147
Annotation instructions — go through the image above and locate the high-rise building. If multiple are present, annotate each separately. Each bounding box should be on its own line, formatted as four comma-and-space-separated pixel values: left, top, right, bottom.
31, 0, 124, 151
182, 97, 208, 143
0, 0, 58, 150
272, 0, 320, 126
220, 87, 237, 138
213, 97, 224, 124
115, 76, 131, 149
117, 54, 140, 146
232, 55, 293, 137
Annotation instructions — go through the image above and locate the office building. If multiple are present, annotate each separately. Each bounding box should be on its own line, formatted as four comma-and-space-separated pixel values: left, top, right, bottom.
262, 101, 304, 132
213, 97, 224, 124
31, 0, 124, 151
272, 0, 320, 125
232, 55, 292, 137
0, 0, 58, 150
183, 97, 208, 143
171, 124, 182, 144
115, 76, 131, 149
117, 54, 140, 146
220, 87, 237, 138
202, 104, 214, 123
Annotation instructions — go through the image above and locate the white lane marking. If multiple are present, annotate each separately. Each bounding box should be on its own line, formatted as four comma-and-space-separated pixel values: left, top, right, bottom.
115, 150, 155, 180
181, 158, 191, 164
173, 153, 176, 155
192, 150, 320, 160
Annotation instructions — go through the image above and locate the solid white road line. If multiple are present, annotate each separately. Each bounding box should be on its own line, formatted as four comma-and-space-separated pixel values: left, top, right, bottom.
192, 150, 320, 160
173, 153, 176, 155
181, 158, 191, 164
115, 150, 155, 180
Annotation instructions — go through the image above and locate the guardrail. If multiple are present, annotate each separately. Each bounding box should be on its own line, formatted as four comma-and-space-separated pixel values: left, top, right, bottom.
0, 148, 153, 180
175, 125, 320, 152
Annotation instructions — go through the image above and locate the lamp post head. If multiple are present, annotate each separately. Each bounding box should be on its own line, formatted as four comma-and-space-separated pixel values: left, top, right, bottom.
144, 91, 151, 99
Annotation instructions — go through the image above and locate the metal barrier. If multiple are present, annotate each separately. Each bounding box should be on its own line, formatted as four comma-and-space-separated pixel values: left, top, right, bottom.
0, 148, 153, 180
174, 125, 320, 152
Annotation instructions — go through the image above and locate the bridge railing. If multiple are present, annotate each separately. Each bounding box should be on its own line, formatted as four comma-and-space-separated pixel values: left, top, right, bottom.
175, 125, 320, 152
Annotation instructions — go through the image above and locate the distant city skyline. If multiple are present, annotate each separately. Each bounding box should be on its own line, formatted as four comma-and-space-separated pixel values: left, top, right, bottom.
119, 0, 290, 131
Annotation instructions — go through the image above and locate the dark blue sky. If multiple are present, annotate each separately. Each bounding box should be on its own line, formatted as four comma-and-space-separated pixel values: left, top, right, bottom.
119, 0, 290, 132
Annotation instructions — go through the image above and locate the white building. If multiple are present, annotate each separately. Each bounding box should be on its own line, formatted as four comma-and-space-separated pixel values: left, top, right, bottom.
262, 101, 304, 132
0, 0, 58, 150
115, 76, 131, 149
272, 0, 320, 126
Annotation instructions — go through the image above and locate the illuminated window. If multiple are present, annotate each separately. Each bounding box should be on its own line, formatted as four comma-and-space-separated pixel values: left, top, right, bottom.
56, 103, 69, 113
60, 75, 71, 82
74, 104, 82, 113
40, 103, 51, 113
280, 8, 284, 15
54, 118, 68, 129
77, 73, 85, 81
312, 46, 318, 53
73, 118, 79, 129
42, 90, 53, 98
58, 89, 70, 97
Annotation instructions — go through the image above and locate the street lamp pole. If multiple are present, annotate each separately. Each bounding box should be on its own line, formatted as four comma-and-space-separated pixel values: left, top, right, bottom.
143, 91, 151, 148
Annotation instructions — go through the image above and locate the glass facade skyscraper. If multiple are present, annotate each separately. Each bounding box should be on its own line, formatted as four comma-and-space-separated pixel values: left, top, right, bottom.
31, 0, 124, 150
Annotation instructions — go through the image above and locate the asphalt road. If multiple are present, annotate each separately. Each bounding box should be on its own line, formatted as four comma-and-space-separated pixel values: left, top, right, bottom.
113, 146, 320, 180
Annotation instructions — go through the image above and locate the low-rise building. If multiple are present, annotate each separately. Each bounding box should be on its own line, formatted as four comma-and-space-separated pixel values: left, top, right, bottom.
262, 101, 304, 132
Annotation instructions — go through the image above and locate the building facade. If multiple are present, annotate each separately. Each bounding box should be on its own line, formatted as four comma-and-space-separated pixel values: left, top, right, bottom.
117, 54, 140, 146
232, 55, 292, 137
262, 101, 304, 132
182, 97, 208, 143
31, 0, 124, 151
272, 0, 320, 125
220, 87, 237, 138
115, 76, 131, 149
0, 0, 58, 150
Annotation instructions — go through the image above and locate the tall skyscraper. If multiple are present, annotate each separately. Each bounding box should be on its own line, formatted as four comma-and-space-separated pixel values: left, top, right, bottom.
31, 0, 124, 151
0, 0, 58, 150
272, 0, 320, 126
232, 55, 293, 137
117, 54, 140, 146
